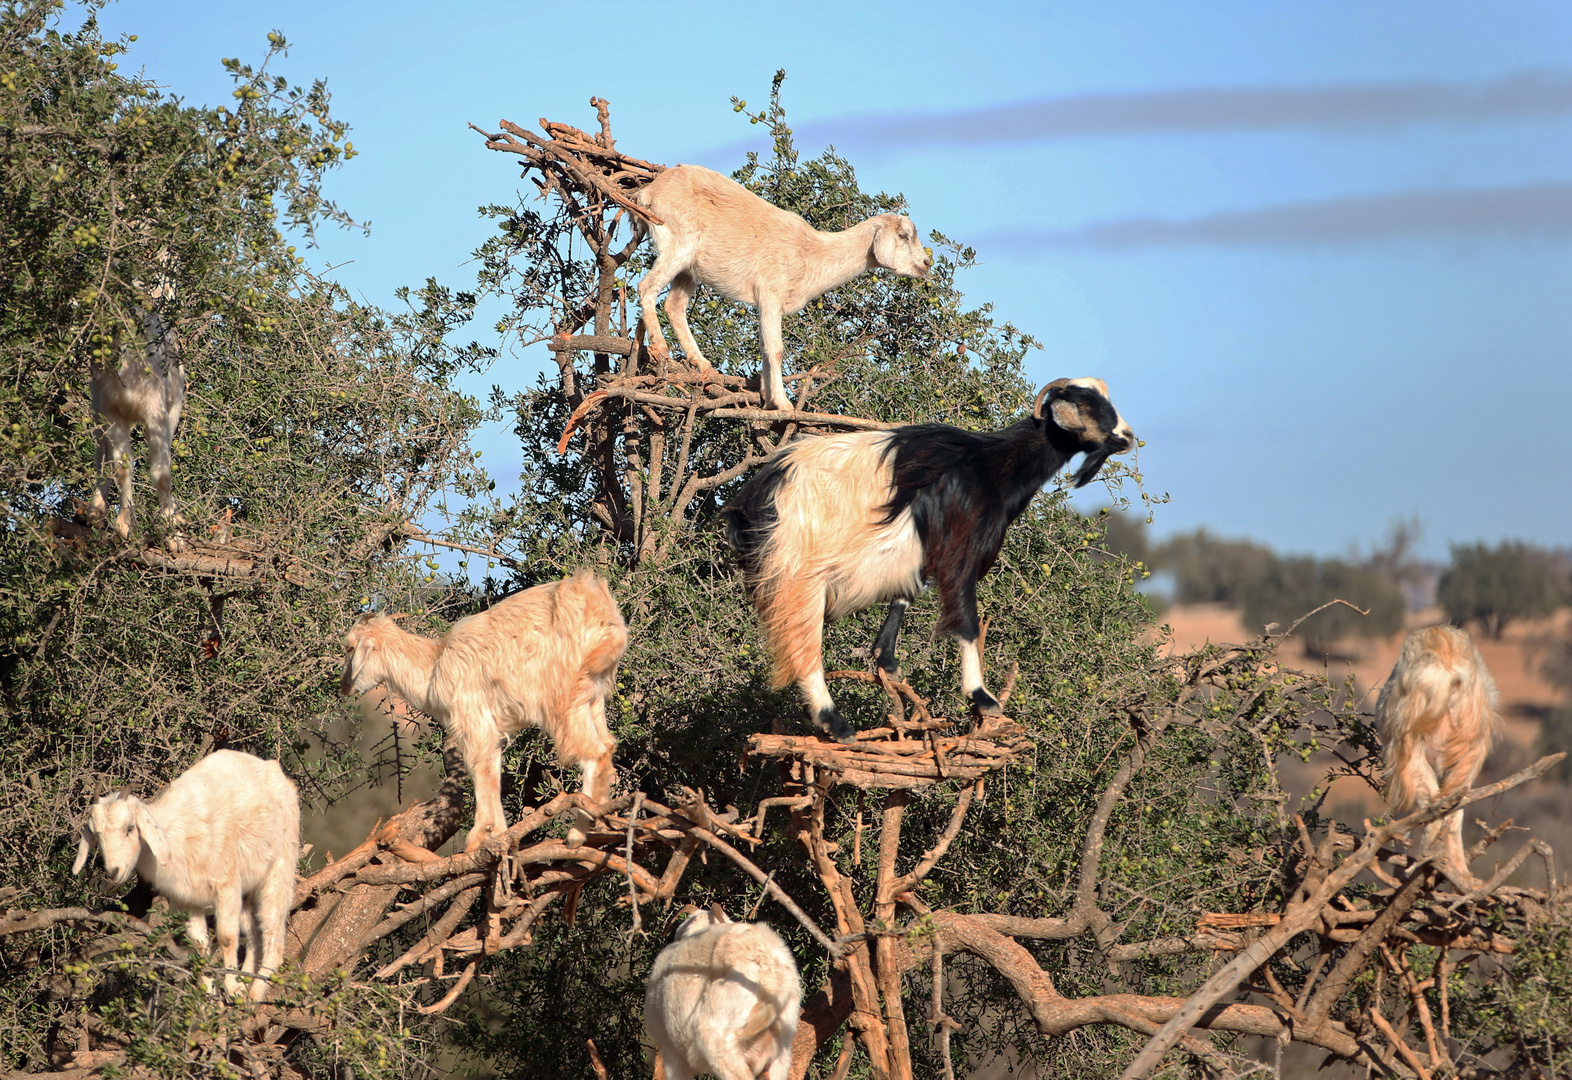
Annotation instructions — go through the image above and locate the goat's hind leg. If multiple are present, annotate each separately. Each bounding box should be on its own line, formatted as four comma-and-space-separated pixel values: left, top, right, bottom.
566, 723, 615, 848
246, 862, 292, 1000
770, 585, 856, 743
799, 667, 856, 744
872, 598, 909, 676
663, 271, 716, 376
144, 411, 185, 550
755, 296, 791, 411
213, 887, 245, 997
637, 241, 695, 365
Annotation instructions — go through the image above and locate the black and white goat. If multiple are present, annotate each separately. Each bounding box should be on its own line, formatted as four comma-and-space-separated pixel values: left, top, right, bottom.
722, 378, 1135, 742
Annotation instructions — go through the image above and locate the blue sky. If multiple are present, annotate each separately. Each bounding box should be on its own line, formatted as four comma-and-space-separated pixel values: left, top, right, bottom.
92, 0, 1572, 562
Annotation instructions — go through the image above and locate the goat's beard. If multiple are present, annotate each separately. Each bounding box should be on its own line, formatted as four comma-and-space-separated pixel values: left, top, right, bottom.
1071, 447, 1117, 488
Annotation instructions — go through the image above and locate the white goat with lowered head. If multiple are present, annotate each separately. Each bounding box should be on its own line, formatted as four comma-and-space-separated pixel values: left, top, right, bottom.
72, 750, 299, 1001
1376, 624, 1502, 883
340, 570, 628, 851
635, 164, 932, 411
87, 307, 186, 541
645, 905, 802, 1080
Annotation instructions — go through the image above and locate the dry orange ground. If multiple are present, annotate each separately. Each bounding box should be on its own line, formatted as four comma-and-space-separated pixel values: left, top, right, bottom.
1155, 604, 1570, 821
1157, 604, 1568, 736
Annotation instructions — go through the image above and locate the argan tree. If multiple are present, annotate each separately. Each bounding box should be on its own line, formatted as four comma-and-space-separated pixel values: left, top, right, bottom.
1439, 540, 1571, 639
0, 3, 488, 1073
2, 23, 1568, 1080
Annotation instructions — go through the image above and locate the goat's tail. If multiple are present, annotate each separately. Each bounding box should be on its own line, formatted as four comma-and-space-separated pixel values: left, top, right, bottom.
546, 571, 629, 745
738, 999, 781, 1043
630, 181, 658, 247
1378, 626, 1500, 813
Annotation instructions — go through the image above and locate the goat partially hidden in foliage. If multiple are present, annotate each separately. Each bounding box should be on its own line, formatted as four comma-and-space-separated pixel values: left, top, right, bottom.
340, 571, 628, 850
723, 378, 1135, 741
73, 750, 299, 1001
1376, 624, 1502, 882
634, 164, 932, 411
644, 905, 801, 1080
87, 308, 186, 541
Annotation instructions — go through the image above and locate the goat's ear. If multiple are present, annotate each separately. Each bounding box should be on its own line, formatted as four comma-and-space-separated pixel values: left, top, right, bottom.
71, 827, 94, 876
1050, 397, 1089, 434
135, 803, 171, 865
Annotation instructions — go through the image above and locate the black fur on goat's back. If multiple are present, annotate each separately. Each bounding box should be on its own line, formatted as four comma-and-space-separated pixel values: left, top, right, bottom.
719, 451, 793, 577
878, 416, 1074, 527
875, 417, 1076, 632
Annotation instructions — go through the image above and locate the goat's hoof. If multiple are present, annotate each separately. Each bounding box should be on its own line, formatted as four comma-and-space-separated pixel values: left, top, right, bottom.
969, 689, 1005, 718
814, 708, 857, 744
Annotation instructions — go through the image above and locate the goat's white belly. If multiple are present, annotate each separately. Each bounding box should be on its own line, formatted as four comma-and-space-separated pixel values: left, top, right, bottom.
824, 512, 923, 621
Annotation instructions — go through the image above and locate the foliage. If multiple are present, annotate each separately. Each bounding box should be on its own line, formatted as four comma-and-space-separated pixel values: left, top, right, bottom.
1439, 540, 1571, 639
0, 4, 488, 1073
1151, 528, 1275, 607
1, 26, 1568, 1080
28, 917, 427, 1080
1239, 554, 1406, 656
1459, 912, 1572, 1075
449, 78, 1365, 1080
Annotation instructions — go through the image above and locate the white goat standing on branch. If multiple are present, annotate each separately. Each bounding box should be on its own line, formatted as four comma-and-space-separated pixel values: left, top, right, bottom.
1376, 624, 1502, 882
634, 164, 932, 411
72, 750, 299, 1001
645, 906, 802, 1080
87, 307, 186, 541
340, 570, 628, 850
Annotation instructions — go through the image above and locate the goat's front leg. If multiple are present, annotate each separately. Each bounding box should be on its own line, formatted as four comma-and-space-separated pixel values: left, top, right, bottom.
872, 597, 909, 675
756, 296, 791, 411
937, 572, 1004, 717
89, 420, 135, 538
185, 912, 214, 993
464, 731, 507, 853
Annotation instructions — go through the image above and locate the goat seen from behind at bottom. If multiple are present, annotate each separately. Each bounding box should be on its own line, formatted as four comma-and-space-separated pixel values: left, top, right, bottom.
645, 905, 802, 1080
1376, 623, 1502, 885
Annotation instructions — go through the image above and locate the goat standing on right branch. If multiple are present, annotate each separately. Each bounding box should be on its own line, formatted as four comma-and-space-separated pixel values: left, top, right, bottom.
340, 570, 628, 850
634, 164, 932, 411
87, 308, 186, 542
723, 378, 1135, 742
645, 905, 801, 1080
1376, 624, 1502, 883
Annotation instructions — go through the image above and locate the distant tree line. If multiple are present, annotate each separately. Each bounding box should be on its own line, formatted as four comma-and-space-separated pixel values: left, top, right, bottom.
1090, 513, 1570, 654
